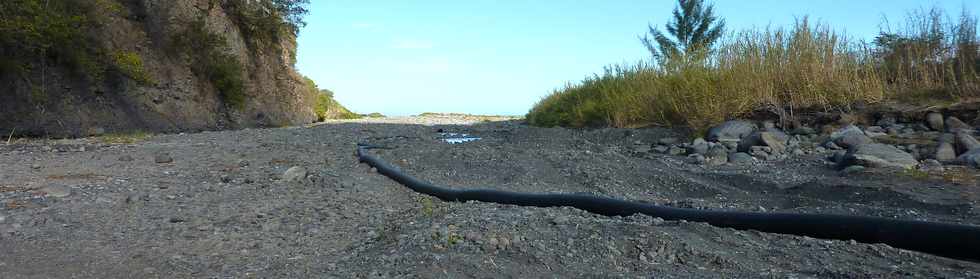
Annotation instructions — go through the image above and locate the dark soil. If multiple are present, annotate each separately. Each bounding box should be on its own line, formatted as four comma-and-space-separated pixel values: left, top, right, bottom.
1, 120, 978, 278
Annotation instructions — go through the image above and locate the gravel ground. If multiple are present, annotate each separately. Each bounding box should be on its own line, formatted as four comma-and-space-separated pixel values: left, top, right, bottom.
1, 118, 979, 278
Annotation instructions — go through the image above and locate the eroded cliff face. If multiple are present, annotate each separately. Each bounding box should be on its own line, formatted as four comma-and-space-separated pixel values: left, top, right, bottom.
0, 0, 316, 137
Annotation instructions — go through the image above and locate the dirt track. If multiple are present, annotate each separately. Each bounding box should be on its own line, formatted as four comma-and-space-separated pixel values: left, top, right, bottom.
1, 118, 979, 278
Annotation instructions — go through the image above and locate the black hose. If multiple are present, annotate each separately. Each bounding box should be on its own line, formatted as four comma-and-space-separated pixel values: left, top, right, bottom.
356, 144, 980, 263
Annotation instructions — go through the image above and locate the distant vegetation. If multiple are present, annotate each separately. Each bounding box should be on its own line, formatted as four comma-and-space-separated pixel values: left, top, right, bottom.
528, 1, 978, 132
303, 78, 359, 121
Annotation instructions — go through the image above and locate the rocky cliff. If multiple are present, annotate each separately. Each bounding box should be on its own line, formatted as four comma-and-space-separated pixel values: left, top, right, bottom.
0, 0, 317, 137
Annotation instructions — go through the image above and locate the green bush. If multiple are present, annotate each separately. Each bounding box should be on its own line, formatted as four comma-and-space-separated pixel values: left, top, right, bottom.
172, 20, 246, 109
302, 77, 359, 121
112, 51, 154, 84
0, 0, 122, 83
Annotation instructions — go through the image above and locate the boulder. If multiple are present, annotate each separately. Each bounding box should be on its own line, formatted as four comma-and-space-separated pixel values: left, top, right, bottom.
958, 149, 980, 168
760, 132, 787, 154
955, 131, 980, 155
935, 142, 957, 162
827, 125, 873, 149
945, 117, 975, 133
926, 112, 944, 131
737, 129, 789, 152
706, 120, 757, 142
840, 143, 918, 169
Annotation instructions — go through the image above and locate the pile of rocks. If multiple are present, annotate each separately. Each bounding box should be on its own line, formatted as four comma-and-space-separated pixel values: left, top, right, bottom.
649, 120, 809, 166
647, 111, 980, 172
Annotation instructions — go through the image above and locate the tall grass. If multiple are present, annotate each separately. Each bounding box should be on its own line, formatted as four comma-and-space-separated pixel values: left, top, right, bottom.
876, 7, 979, 100
529, 9, 978, 132
529, 19, 883, 131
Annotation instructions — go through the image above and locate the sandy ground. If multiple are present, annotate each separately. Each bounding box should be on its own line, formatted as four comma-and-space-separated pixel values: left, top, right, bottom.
1, 118, 979, 278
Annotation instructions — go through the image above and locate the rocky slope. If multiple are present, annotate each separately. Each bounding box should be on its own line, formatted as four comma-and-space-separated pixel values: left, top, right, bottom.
0, 0, 317, 137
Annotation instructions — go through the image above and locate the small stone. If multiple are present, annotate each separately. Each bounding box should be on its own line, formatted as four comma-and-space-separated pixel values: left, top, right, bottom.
154, 153, 174, 164
705, 145, 729, 166
238, 159, 251, 167
729, 152, 754, 164
814, 147, 827, 153
668, 146, 686, 156
30, 164, 42, 170
283, 166, 309, 182
926, 112, 944, 131
958, 148, 980, 168
792, 148, 806, 156
41, 185, 72, 198
828, 125, 873, 149
652, 145, 670, 154
841, 165, 866, 175
689, 154, 707, 165
41, 146, 53, 152
658, 137, 679, 145
220, 175, 232, 184
119, 155, 134, 162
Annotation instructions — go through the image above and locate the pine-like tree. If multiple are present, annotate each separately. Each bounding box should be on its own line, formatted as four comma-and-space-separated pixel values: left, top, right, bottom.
640, 0, 726, 63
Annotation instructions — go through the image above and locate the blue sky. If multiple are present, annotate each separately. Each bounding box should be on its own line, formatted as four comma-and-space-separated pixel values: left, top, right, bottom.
295, 0, 977, 116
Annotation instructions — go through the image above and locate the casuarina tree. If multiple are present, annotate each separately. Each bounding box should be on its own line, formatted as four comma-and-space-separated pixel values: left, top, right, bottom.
641, 0, 726, 64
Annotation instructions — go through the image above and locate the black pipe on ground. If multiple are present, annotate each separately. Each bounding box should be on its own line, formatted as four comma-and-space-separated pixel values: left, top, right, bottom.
356, 144, 980, 263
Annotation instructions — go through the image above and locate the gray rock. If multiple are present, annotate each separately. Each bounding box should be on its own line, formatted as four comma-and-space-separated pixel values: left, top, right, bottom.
840, 165, 866, 175
653, 145, 670, 154
955, 131, 980, 154
119, 155, 134, 162
154, 153, 174, 164
688, 140, 709, 155
865, 126, 886, 133
958, 149, 980, 168
283, 166, 309, 182
946, 117, 974, 133
760, 132, 787, 154
750, 146, 773, 158
829, 150, 847, 163
792, 148, 806, 156
667, 146, 686, 156
827, 125, 873, 149
840, 143, 918, 169
41, 185, 72, 198
720, 140, 739, 151
729, 152, 754, 164
887, 127, 900, 135
238, 159, 251, 167
935, 142, 957, 162
658, 137, 679, 145
814, 146, 827, 153
30, 164, 42, 170
738, 129, 789, 152
706, 120, 756, 142
926, 112, 944, 131
705, 145, 729, 166
688, 154, 707, 165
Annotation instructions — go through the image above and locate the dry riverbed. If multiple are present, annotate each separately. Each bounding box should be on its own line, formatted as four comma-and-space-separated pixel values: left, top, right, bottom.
1, 117, 979, 278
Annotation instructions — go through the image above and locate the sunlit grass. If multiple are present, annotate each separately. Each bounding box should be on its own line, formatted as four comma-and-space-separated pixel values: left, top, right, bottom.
529, 9, 978, 132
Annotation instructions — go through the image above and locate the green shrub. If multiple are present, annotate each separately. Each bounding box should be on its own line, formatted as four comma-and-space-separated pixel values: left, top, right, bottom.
171, 20, 247, 109
112, 51, 154, 84
0, 0, 122, 83
303, 77, 359, 121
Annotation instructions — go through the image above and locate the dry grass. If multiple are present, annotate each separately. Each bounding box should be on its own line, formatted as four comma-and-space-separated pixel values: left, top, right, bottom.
98, 131, 152, 144
528, 9, 978, 132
